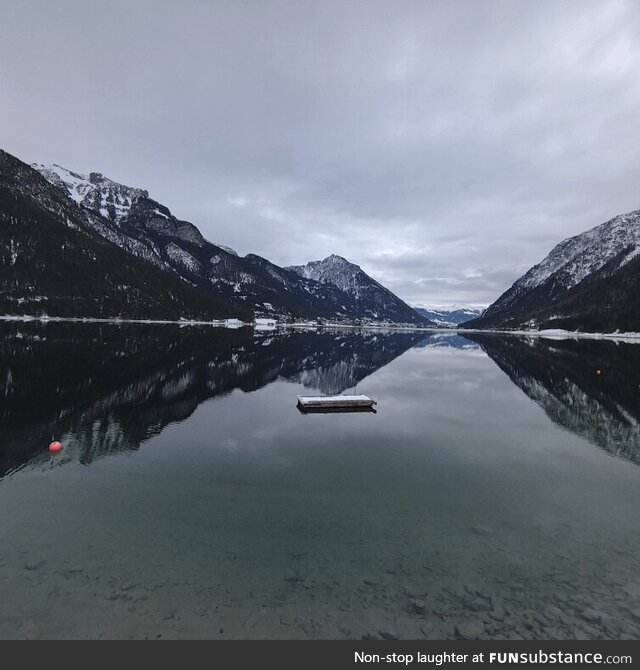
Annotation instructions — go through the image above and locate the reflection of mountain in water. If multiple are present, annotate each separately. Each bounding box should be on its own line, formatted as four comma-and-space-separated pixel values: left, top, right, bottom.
468, 333, 640, 465
413, 333, 480, 350
0, 322, 424, 477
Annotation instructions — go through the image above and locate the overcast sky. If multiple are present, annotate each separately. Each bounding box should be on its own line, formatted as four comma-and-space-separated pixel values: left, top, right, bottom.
2, 0, 640, 307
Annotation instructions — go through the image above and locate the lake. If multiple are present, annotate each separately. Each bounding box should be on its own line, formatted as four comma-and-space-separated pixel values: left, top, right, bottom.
1, 322, 640, 640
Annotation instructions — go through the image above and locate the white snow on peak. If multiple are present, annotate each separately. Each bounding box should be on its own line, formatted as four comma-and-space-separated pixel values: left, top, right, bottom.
34, 163, 240, 258
33, 163, 147, 224
214, 243, 238, 256
286, 254, 367, 295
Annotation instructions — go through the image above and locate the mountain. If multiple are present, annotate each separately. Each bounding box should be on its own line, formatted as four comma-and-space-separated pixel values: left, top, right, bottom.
468, 333, 640, 466
466, 209, 640, 332
0, 149, 247, 320
287, 254, 432, 325
414, 305, 483, 326
26, 157, 431, 325
34, 163, 236, 252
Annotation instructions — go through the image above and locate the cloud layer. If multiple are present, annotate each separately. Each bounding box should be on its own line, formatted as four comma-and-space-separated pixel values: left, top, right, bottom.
2, 0, 640, 306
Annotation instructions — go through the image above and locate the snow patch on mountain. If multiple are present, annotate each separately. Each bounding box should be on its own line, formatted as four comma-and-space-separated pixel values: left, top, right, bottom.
165, 242, 201, 274
36, 162, 239, 257
33, 163, 147, 224
215, 243, 238, 256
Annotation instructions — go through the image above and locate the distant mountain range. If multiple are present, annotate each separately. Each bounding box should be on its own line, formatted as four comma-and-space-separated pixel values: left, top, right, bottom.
466, 209, 640, 332
413, 305, 483, 326
0, 149, 432, 325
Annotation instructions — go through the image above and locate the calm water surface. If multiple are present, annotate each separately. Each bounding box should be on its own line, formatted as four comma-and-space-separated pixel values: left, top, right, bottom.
1, 323, 640, 639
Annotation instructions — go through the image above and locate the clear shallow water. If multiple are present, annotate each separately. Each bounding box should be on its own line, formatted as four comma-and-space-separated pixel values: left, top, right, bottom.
1, 323, 640, 640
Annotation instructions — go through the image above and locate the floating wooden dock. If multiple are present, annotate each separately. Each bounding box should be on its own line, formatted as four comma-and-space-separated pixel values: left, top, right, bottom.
297, 394, 377, 412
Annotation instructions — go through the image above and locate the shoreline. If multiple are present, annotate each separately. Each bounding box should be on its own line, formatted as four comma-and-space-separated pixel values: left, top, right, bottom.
0, 314, 437, 332
2, 314, 640, 342
460, 327, 640, 343
0, 314, 233, 327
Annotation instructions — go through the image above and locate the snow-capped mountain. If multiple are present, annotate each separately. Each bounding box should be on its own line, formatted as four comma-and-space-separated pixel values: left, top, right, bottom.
287, 254, 431, 325
33, 163, 430, 323
0, 149, 246, 320
34, 163, 146, 223
467, 209, 640, 332
413, 305, 483, 326
33, 162, 236, 253
2, 149, 431, 324
288, 254, 366, 292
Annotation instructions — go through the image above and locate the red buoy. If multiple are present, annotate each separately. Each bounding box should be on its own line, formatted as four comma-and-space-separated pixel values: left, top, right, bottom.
49, 441, 62, 453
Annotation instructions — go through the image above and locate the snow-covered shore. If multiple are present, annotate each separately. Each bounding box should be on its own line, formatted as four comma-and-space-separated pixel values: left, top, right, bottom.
462, 327, 640, 344
3, 314, 639, 342
0, 314, 438, 332
0, 314, 236, 327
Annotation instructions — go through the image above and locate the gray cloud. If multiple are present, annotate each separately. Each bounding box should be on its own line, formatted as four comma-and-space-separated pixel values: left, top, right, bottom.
2, 0, 640, 306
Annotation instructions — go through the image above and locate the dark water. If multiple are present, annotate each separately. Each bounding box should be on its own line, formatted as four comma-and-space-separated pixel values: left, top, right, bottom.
2, 323, 640, 640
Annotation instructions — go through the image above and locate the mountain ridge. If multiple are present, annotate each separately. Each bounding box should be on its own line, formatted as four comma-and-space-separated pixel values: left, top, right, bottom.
465, 208, 640, 332
0, 151, 433, 325
0, 149, 248, 320
414, 305, 483, 326
287, 254, 431, 325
